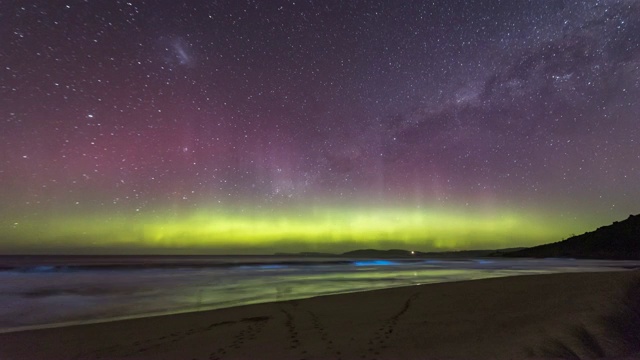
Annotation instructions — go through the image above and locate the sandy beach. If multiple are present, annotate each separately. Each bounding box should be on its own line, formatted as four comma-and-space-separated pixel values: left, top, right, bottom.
1, 270, 639, 360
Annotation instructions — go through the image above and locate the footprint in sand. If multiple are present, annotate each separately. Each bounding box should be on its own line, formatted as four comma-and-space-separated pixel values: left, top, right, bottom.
366, 293, 419, 358
208, 316, 270, 360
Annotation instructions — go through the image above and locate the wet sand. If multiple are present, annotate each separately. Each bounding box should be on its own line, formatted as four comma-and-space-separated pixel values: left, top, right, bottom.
1, 271, 639, 359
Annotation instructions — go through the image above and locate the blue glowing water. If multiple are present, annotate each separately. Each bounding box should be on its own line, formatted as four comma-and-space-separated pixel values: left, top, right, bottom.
0, 256, 637, 333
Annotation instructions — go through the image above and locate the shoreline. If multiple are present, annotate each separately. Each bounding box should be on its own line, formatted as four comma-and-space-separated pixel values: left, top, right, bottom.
0, 267, 631, 335
1, 270, 639, 359
0, 272, 518, 334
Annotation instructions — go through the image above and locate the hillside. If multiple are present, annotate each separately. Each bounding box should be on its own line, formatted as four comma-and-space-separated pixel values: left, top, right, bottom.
341, 248, 526, 258
504, 214, 640, 259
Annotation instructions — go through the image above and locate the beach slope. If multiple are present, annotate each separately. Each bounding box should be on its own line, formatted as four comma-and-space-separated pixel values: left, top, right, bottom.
1, 271, 639, 359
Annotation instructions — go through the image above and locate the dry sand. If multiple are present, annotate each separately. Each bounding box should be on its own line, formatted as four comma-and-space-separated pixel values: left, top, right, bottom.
1, 271, 639, 360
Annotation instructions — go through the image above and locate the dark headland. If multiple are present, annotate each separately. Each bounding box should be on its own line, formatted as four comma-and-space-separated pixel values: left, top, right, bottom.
503, 214, 640, 260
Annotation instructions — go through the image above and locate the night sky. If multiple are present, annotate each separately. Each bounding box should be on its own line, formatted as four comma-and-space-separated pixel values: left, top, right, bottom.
1, 0, 639, 254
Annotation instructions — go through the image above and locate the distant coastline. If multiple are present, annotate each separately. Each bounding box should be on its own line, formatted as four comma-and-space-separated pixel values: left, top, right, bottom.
275, 248, 526, 258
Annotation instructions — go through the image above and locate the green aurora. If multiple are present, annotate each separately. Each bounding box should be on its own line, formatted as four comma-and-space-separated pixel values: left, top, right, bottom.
1, 206, 596, 254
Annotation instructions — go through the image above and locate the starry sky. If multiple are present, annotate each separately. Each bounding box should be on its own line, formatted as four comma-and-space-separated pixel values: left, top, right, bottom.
1, 0, 639, 254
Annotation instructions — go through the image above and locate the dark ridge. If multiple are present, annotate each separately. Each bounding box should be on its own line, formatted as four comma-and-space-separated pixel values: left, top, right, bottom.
341, 249, 421, 258
341, 248, 527, 258
504, 214, 640, 260
273, 252, 338, 257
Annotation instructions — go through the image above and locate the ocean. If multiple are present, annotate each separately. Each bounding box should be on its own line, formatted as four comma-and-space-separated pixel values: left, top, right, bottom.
0, 255, 638, 333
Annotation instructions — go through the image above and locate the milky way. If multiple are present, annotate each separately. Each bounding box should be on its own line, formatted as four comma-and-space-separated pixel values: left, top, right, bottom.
1, 0, 639, 253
